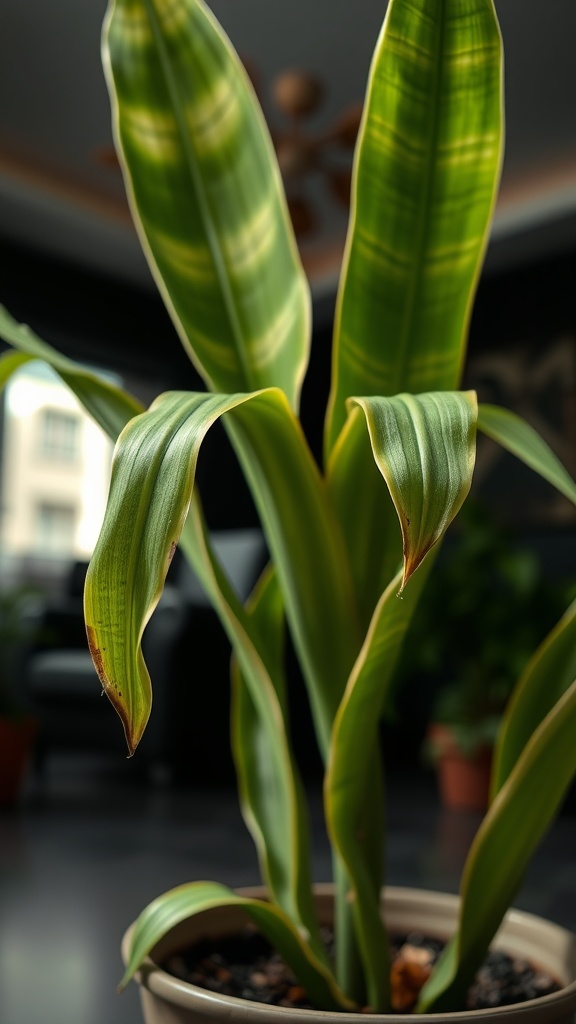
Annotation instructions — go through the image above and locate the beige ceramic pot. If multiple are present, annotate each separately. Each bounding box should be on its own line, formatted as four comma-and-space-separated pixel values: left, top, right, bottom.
122, 885, 576, 1024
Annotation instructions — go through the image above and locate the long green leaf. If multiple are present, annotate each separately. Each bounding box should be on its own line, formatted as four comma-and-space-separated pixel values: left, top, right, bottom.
84, 387, 359, 758
0, 306, 143, 441
327, 410, 403, 627
324, 0, 502, 621
326, 563, 432, 1011
415, 401, 576, 1011
351, 391, 477, 589
326, 390, 475, 1009
216, 407, 361, 758
418, 675, 576, 1012
0, 349, 36, 388
325, 0, 503, 455
103, 0, 310, 408
491, 599, 576, 796
178, 504, 326, 962
478, 404, 576, 506
120, 880, 353, 1011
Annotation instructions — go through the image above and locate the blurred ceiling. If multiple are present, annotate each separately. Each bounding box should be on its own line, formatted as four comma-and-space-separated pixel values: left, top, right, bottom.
1, 0, 576, 304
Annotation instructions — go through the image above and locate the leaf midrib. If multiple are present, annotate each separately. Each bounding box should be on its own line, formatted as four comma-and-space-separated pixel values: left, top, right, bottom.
143, 0, 258, 394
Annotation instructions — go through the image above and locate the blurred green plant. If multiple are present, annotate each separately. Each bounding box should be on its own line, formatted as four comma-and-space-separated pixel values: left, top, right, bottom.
395, 499, 575, 760
0, 584, 45, 717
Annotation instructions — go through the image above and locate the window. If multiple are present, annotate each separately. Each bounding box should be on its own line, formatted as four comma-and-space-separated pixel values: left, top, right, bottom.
35, 503, 77, 555
39, 409, 80, 462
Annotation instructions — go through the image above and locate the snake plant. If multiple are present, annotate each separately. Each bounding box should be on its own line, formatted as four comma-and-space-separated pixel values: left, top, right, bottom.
1, 0, 576, 1013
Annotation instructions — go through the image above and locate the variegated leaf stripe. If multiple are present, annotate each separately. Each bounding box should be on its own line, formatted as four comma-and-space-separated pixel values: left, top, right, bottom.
103, 0, 310, 409
179, 507, 327, 962
121, 880, 354, 1010
325, 0, 503, 455
418, 674, 576, 1012
0, 306, 144, 440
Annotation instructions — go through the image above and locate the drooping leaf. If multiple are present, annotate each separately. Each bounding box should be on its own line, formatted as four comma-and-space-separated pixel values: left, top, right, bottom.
103, 0, 310, 408
120, 880, 353, 1011
84, 388, 359, 759
0, 306, 143, 441
327, 409, 403, 627
350, 391, 477, 590
0, 349, 36, 389
478, 404, 576, 506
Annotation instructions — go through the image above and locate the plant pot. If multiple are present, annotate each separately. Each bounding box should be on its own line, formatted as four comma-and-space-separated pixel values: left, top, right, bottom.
427, 724, 493, 813
122, 885, 576, 1024
0, 715, 38, 806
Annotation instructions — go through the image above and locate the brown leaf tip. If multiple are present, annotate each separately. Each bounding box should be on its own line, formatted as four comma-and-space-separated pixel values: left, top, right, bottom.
86, 624, 135, 756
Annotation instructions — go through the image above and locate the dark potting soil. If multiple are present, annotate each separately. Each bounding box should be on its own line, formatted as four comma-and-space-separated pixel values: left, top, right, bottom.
163, 924, 561, 1013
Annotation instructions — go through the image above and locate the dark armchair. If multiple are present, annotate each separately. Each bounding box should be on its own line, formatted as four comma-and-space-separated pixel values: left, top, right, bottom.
24, 528, 267, 784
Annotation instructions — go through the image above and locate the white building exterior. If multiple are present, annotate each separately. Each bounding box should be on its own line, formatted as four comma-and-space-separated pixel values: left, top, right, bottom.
0, 362, 114, 590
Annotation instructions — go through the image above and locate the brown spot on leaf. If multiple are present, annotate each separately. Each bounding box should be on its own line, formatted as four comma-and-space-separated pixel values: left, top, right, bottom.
86, 625, 104, 678
86, 625, 136, 756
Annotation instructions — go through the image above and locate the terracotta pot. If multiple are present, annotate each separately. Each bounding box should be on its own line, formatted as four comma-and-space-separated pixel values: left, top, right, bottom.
0, 715, 37, 805
427, 723, 493, 812
122, 885, 576, 1024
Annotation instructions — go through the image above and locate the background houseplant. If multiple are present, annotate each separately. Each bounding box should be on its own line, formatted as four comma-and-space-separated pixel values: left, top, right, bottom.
393, 499, 576, 810
1, 0, 576, 1015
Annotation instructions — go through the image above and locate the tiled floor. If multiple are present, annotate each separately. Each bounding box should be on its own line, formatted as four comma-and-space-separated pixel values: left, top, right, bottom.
1, 753, 575, 1024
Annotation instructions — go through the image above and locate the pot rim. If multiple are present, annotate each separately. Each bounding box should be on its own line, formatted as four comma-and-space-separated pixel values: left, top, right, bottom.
122, 884, 576, 1022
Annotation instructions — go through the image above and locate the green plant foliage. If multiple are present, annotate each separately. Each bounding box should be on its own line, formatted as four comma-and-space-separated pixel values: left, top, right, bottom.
0, 583, 45, 717
0, 0, 575, 1015
397, 498, 574, 761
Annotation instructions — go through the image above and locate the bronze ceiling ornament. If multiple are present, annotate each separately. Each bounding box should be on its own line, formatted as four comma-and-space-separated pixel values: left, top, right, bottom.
96, 59, 363, 242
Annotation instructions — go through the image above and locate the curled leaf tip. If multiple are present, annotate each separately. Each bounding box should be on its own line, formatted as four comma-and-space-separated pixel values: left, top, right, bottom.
401, 542, 436, 594
124, 720, 144, 758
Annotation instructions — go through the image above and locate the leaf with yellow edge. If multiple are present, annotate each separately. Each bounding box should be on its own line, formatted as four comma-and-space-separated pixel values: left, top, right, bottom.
326, 556, 435, 1011
0, 305, 143, 441
84, 387, 359, 759
178, 504, 327, 964
478, 404, 576, 507
121, 880, 353, 1011
350, 391, 477, 590
418, 667, 576, 1012
103, 0, 310, 408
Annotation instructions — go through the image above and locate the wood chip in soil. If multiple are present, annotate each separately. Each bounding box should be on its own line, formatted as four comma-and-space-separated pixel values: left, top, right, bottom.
163, 924, 561, 1013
